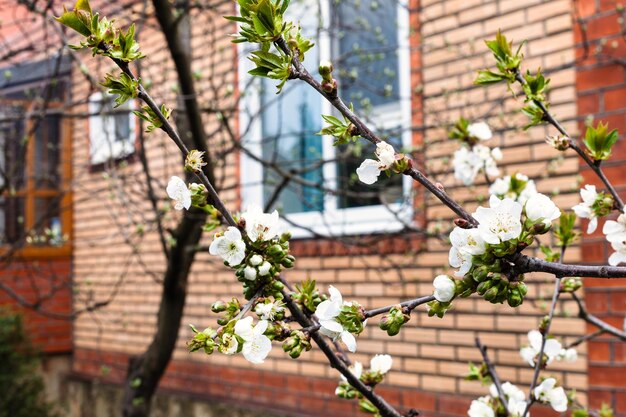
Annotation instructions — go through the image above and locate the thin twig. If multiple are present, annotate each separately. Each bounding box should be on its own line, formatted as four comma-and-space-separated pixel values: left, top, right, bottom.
475, 337, 508, 409
521, 277, 562, 417
364, 295, 435, 318
514, 71, 624, 210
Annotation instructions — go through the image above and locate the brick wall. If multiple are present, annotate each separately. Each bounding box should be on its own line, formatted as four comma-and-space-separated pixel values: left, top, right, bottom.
0, 257, 72, 354
66, 1, 612, 417
574, 1, 626, 415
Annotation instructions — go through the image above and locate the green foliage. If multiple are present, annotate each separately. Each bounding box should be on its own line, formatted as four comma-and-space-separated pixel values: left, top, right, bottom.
379, 305, 410, 336
57, 0, 145, 61
101, 72, 139, 107
286, 24, 314, 61
0, 311, 61, 417
475, 30, 524, 86
522, 68, 550, 103
600, 402, 614, 417
583, 122, 619, 161
187, 325, 218, 354
133, 104, 172, 133
226, 0, 291, 44
465, 362, 491, 385
448, 117, 470, 141
282, 329, 311, 358
212, 298, 242, 326
520, 101, 545, 129
248, 50, 292, 93
539, 245, 561, 262
292, 279, 323, 313
554, 212, 579, 248
318, 113, 360, 146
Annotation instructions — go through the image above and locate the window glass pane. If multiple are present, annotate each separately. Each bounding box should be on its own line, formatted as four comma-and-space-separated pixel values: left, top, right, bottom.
333, 0, 400, 110
0, 105, 27, 191
32, 197, 62, 246
34, 114, 61, 189
260, 73, 324, 214
0, 196, 25, 245
337, 131, 403, 209
114, 110, 131, 142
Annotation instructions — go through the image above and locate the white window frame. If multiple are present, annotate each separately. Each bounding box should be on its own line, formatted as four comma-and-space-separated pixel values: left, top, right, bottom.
239, 0, 413, 238
88, 92, 136, 165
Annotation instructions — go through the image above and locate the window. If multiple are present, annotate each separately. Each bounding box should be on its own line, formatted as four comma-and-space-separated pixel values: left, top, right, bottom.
239, 0, 412, 237
0, 100, 71, 253
0, 57, 72, 255
88, 92, 136, 165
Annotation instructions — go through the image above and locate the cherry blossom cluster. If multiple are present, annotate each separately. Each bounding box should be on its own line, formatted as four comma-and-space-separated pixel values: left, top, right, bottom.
489, 173, 537, 204
519, 330, 577, 367
571, 184, 626, 265
315, 285, 366, 352
450, 120, 502, 186
356, 141, 411, 185
468, 379, 568, 417
335, 354, 393, 414
428, 192, 561, 317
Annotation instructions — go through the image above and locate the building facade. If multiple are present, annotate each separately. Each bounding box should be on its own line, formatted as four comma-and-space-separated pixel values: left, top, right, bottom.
1, 0, 626, 416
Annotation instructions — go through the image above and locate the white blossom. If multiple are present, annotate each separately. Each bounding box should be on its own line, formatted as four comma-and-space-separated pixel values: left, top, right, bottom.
241, 205, 281, 242
468, 121, 493, 141
220, 333, 239, 355
166, 176, 191, 210
519, 330, 562, 367
209, 227, 246, 266
449, 246, 474, 277
525, 193, 561, 226
234, 317, 272, 364
448, 227, 486, 277
489, 177, 510, 196
340, 361, 363, 382
572, 185, 600, 233
255, 301, 284, 321
603, 209, 626, 265
450, 227, 487, 255
454, 145, 501, 186
608, 241, 626, 266
507, 399, 528, 417
258, 261, 272, 276
356, 141, 396, 185
454, 147, 481, 185
243, 265, 257, 281
473, 196, 523, 244
489, 174, 537, 204
433, 275, 456, 302
468, 399, 494, 417
558, 348, 578, 362
249, 254, 263, 266
519, 180, 538, 205
494, 382, 526, 402
315, 286, 359, 352
604, 209, 626, 242
533, 378, 568, 412
370, 354, 393, 375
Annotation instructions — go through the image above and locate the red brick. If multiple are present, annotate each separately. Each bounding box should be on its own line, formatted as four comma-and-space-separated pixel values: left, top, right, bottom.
579, 93, 601, 115
589, 365, 626, 387
585, 14, 623, 41
588, 389, 614, 409
586, 292, 610, 314
589, 341, 611, 362
401, 390, 437, 412
610, 291, 626, 312
577, 66, 625, 92
438, 395, 472, 417
604, 87, 626, 112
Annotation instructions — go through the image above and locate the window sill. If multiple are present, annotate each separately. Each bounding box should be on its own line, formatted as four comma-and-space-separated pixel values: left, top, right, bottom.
0, 245, 72, 260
